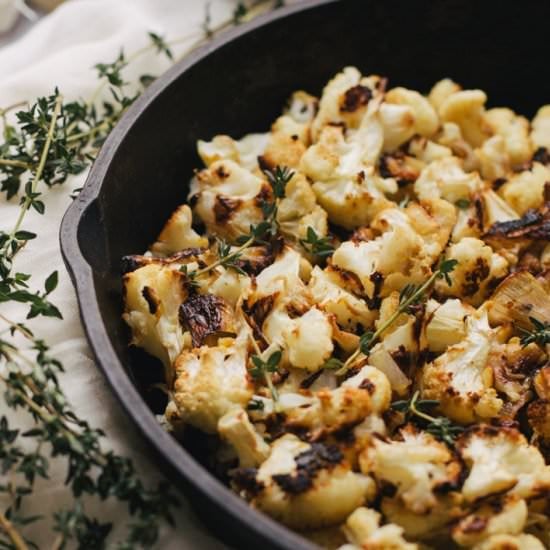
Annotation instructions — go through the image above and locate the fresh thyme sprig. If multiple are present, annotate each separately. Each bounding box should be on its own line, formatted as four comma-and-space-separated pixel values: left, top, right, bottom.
519, 316, 550, 348
249, 350, 282, 406
334, 258, 458, 376
391, 391, 464, 446
182, 165, 294, 287
300, 226, 335, 258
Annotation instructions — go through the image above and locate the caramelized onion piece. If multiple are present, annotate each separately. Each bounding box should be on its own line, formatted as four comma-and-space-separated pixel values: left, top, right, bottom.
488, 271, 550, 329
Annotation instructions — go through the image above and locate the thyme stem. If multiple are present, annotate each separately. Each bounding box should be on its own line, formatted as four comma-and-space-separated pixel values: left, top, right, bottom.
195, 235, 254, 277
0, 511, 28, 550
8, 94, 63, 240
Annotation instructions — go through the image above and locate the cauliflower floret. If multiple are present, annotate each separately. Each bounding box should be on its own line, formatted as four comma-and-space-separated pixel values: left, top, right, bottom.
476, 135, 510, 180
301, 101, 396, 229
218, 407, 270, 468
123, 263, 188, 372
482, 107, 533, 167
244, 434, 375, 529
385, 87, 439, 137
498, 162, 550, 215
421, 310, 503, 424
263, 306, 334, 371
276, 172, 328, 242
451, 204, 482, 242
252, 246, 308, 300
414, 157, 483, 203
311, 66, 383, 140
531, 105, 550, 149
360, 426, 462, 514
190, 159, 270, 242
425, 298, 474, 353
197, 133, 269, 170
285, 90, 318, 128
332, 224, 431, 299
452, 496, 527, 547
435, 238, 508, 306
250, 366, 391, 438
378, 102, 416, 151
339, 507, 418, 550
472, 534, 545, 550
208, 267, 251, 307
150, 204, 208, 256
169, 329, 252, 433
436, 122, 479, 171
429, 78, 461, 112
408, 135, 453, 162
457, 424, 550, 502
308, 266, 377, 330
439, 89, 489, 147
381, 495, 461, 540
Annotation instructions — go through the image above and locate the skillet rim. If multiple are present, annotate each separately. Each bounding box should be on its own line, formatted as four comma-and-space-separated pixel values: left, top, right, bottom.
59, 1, 337, 549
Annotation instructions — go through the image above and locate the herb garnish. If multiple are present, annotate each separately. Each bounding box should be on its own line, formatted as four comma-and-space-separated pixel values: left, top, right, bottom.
519, 316, 550, 348
392, 391, 464, 446
300, 226, 335, 258
249, 350, 282, 405
334, 258, 458, 375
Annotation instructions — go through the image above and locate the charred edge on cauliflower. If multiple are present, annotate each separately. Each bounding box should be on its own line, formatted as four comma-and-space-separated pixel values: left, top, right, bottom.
232, 467, 265, 497
271, 443, 344, 495
121, 248, 206, 273
141, 286, 158, 315
179, 293, 232, 347
486, 207, 550, 240
213, 195, 242, 223
339, 85, 373, 113
533, 147, 550, 165
379, 152, 419, 186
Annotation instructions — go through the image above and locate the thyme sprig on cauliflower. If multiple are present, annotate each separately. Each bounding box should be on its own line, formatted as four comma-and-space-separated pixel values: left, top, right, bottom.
392, 391, 464, 445
335, 259, 458, 375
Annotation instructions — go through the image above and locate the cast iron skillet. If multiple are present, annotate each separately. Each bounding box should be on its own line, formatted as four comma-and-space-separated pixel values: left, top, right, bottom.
60, 0, 550, 548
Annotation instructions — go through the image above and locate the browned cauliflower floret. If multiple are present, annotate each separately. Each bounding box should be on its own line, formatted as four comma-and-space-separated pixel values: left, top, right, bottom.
308, 265, 378, 330
434, 238, 508, 306
428, 78, 461, 111
339, 507, 418, 550
452, 496, 528, 547
150, 204, 208, 256
439, 89, 489, 146
414, 157, 483, 203
218, 407, 270, 468
300, 120, 395, 229
276, 172, 328, 243
122, 263, 188, 372
168, 329, 252, 433
482, 107, 533, 167
310, 66, 384, 140
197, 132, 268, 170
421, 310, 503, 424
250, 365, 391, 439
498, 162, 550, 215
237, 434, 375, 529
190, 159, 271, 242
332, 221, 431, 300
360, 426, 462, 514
385, 87, 439, 138
457, 424, 550, 502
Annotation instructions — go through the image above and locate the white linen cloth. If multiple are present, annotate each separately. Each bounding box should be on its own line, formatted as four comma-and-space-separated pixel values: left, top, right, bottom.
0, 0, 277, 547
